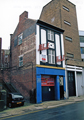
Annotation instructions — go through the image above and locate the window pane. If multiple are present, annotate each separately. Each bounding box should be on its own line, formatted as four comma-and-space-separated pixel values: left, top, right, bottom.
48, 34, 50, 40
19, 57, 23, 61
52, 56, 55, 64
18, 34, 23, 45
63, 6, 69, 12
67, 53, 74, 58
19, 61, 23, 67
49, 55, 51, 63
80, 36, 84, 43
80, 47, 84, 54
51, 34, 54, 41
48, 30, 54, 41
52, 51, 55, 55
48, 30, 50, 34
65, 36, 72, 41
48, 50, 51, 54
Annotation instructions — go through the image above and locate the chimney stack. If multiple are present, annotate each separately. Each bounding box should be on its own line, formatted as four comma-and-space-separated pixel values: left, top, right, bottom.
19, 11, 28, 22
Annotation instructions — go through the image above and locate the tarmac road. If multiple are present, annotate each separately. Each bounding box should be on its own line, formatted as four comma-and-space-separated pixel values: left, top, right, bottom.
1, 101, 84, 120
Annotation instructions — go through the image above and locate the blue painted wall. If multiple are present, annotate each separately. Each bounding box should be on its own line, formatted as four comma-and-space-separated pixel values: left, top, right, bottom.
36, 67, 65, 103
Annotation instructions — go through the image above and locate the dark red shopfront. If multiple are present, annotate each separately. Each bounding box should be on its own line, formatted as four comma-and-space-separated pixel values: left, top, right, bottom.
41, 76, 55, 101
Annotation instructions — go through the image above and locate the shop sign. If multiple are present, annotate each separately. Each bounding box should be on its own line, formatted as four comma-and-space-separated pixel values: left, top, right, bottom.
38, 43, 49, 51
41, 78, 55, 86
42, 55, 46, 61
56, 55, 65, 62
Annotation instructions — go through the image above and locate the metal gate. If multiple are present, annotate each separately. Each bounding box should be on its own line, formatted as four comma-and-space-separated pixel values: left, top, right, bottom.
42, 86, 55, 101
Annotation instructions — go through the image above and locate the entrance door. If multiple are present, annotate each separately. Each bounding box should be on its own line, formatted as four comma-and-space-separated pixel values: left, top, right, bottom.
77, 72, 83, 96
42, 86, 55, 101
59, 76, 64, 99
68, 71, 76, 96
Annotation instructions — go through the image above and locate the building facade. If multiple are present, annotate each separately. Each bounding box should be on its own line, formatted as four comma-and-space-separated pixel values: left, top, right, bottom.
36, 20, 65, 103
40, 0, 84, 98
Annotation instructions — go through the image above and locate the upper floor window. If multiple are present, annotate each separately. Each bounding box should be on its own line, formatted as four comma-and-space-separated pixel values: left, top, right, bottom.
63, 6, 69, 12
65, 36, 72, 42
64, 20, 71, 26
19, 55, 23, 67
80, 47, 84, 54
79, 36, 84, 43
67, 53, 74, 58
48, 30, 54, 41
82, 59, 84, 62
18, 33, 23, 45
48, 50, 55, 64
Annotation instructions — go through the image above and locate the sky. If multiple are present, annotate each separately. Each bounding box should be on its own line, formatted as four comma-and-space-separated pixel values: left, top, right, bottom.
0, 0, 84, 49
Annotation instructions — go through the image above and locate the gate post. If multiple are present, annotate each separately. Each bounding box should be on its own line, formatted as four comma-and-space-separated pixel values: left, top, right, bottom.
36, 74, 42, 103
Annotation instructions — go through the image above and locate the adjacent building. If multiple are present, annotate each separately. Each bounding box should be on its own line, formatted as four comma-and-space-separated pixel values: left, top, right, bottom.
79, 30, 84, 95
40, 0, 84, 98
79, 31, 84, 61
1, 49, 10, 68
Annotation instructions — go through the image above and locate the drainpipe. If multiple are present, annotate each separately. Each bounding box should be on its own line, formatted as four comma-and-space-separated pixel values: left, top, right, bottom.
65, 58, 69, 99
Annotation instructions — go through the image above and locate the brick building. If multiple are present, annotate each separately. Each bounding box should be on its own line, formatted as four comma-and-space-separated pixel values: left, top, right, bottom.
1, 49, 10, 68
40, 0, 84, 98
9, 11, 67, 103
10, 11, 36, 101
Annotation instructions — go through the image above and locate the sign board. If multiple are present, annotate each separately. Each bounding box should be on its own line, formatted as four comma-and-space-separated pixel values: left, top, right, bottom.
40, 54, 47, 63
41, 78, 55, 86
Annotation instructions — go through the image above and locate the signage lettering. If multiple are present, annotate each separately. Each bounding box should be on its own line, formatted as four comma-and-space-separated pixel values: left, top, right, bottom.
56, 55, 65, 62
38, 43, 49, 51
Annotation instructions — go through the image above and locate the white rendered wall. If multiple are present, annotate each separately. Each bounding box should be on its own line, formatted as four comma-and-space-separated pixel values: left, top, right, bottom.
61, 34, 65, 68
55, 34, 61, 65
36, 25, 40, 65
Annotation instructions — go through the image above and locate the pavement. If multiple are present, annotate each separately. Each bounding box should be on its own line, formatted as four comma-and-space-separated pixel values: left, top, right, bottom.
0, 96, 84, 119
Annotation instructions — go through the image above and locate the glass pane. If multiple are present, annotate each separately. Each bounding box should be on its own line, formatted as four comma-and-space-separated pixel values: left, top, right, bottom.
48, 34, 50, 40
19, 61, 23, 67
71, 77, 73, 81
52, 56, 55, 64
69, 77, 70, 81
49, 55, 51, 63
48, 50, 51, 54
19, 57, 23, 61
71, 72, 73, 77
51, 34, 54, 41
68, 72, 70, 76
48, 30, 50, 34
52, 51, 55, 55
82, 48, 84, 54
80, 36, 84, 43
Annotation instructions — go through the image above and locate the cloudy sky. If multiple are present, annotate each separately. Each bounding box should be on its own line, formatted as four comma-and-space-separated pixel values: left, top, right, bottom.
0, 0, 84, 49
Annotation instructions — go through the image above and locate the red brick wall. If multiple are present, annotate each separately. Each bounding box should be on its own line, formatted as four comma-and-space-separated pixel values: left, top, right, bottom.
10, 11, 36, 101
